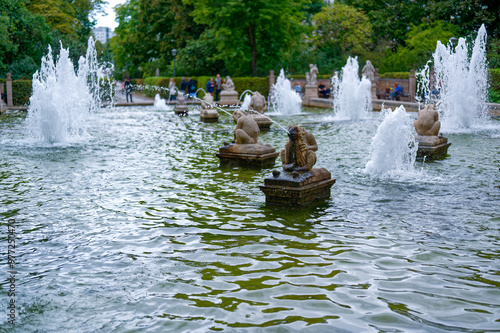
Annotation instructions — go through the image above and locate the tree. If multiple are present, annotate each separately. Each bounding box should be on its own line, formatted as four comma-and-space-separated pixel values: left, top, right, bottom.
382, 21, 458, 72
312, 3, 373, 70
184, 0, 309, 76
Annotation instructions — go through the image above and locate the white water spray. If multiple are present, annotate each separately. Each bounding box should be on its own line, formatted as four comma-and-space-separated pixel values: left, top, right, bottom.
26, 37, 112, 144
364, 106, 417, 178
332, 56, 372, 120
270, 69, 302, 114
432, 24, 488, 131
154, 94, 170, 110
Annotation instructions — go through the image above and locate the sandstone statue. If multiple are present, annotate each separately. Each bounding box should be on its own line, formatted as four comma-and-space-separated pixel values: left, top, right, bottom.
281, 125, 318, 172
233, 110, 259, 144
309, 64, 318, 85
223, 76, 235, 91
249, 91, 267, 113
362, 60, 375, 82
414, 104, 440, 136
202, 93, 214, 109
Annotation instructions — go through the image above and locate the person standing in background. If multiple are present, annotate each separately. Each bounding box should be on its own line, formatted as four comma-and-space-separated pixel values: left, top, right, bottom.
214, 74, 222, 101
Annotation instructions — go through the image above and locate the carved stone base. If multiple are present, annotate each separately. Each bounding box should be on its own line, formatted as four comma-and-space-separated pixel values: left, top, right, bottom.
416, 135, 452, 160
250, 114, 272, 130
200, 109, 219, 122
260, 168, 336, 206
218, 90, 239, 106
174, 105, 189, 115
302, 84, 318, 106
216, 142, 279, 167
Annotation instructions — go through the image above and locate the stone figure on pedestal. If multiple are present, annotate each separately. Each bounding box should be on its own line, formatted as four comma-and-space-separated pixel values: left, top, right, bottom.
309, 64, 318, 85
200, 93, 219, 122
304, 64, 320, 105
216, 110, 278, 166
362, 60, 377, 99
414, 104, 451, 160
218, 76, 239, 106
248, 91, 272, 130
260, 125, 336, 205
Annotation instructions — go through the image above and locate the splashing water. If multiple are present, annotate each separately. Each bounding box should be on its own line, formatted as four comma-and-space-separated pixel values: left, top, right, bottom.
240, 94, 252, 111
364, 106, 417, 178
332, 56, 371, 120
26, 37, 112, 144
433, 24, 488, 131
270, 69, 302, 114
154, 94, 170, 110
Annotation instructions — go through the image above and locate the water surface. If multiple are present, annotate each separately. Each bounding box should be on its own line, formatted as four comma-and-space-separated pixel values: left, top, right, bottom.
1, 107, 499, 332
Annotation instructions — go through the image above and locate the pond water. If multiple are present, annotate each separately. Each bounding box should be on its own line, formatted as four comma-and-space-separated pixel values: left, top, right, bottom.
1, 106, 499, 332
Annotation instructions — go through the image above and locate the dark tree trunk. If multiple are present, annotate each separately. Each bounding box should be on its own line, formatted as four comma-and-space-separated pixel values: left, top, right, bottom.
248, 23, 257, 77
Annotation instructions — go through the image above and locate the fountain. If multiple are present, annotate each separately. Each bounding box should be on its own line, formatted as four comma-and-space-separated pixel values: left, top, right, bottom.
248, 91, 272, 130
153, 94, 170, 110
270, 69, 302, 114
199, 93, 219, 122
364, 106, 417, 178
216, 110, 279, 166
174, 92, 189, 115
431, 24, 488, 131
260, 125, 335, 205
332, 56, 372, 121
26, 37, 111, 144
218, 76, 239, 106
414, 104, 451, 160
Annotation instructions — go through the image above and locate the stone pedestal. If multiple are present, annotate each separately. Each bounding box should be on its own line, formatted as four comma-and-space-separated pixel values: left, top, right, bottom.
250, 114, 272, 130
174, 104, 188, 115
218, 90, 239, 106
371, 84, 377, 99
416, 135, 451, 160
6, 73, 13, 107
260, 168, 336, 206
302, 84, 318, 106
216, 142, 279, 167
200, 108, 219, 122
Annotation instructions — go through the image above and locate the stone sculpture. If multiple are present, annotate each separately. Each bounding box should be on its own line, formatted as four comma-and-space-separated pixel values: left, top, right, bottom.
218, 76, 239, 105
304, 64, 319, 106
233, 110, 259, 144
309, 64, 318, 85
216, 110, 279, 166
362, 60, 375, 82
223, 76, 235, 91
174, 92, 188, 115
414, 104, 440, 136
362, 60, 377, 99
413, 104, 451, 160
200, 93, 219, 122
281, 126, 318, 172
260, 125, 335, 205
249, 91, 267, 114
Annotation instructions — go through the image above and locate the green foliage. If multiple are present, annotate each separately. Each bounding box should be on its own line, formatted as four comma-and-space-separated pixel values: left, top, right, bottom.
185, 0, 309, 76
379, 72, 410, 79
380, 21, 458, 73
489, 69, 500, 103
12, 80, 32, 106
487, 38, 500, 69
232, 77, 269, 98
312, 4, 373, 60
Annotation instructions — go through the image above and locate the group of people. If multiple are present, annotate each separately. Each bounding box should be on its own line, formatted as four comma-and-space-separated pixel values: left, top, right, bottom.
171, 74, 224, 101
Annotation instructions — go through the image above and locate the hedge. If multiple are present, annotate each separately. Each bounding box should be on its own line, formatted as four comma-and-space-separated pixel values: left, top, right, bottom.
379, 72, 410, 79
488, 68, 500, 103
142, 76, 270, 98
12, 80, 32, 106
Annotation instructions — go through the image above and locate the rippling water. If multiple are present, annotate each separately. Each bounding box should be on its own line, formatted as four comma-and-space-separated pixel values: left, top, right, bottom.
1, 106, 499, 332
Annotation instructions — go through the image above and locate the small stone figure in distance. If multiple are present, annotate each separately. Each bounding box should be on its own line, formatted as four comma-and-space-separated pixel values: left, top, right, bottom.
281, 125, 319, 172
249, 91, 267, 114
233, 110, 259, 144
414, 104, 440, 136
202, 93, 214, 109
223, 76, 235, 91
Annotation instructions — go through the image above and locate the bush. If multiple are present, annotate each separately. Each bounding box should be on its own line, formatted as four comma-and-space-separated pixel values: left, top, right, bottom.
379, 72, 410, 79
286, 74, 332, 81
232, 77, 269, 98
12, 80, 32, 106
